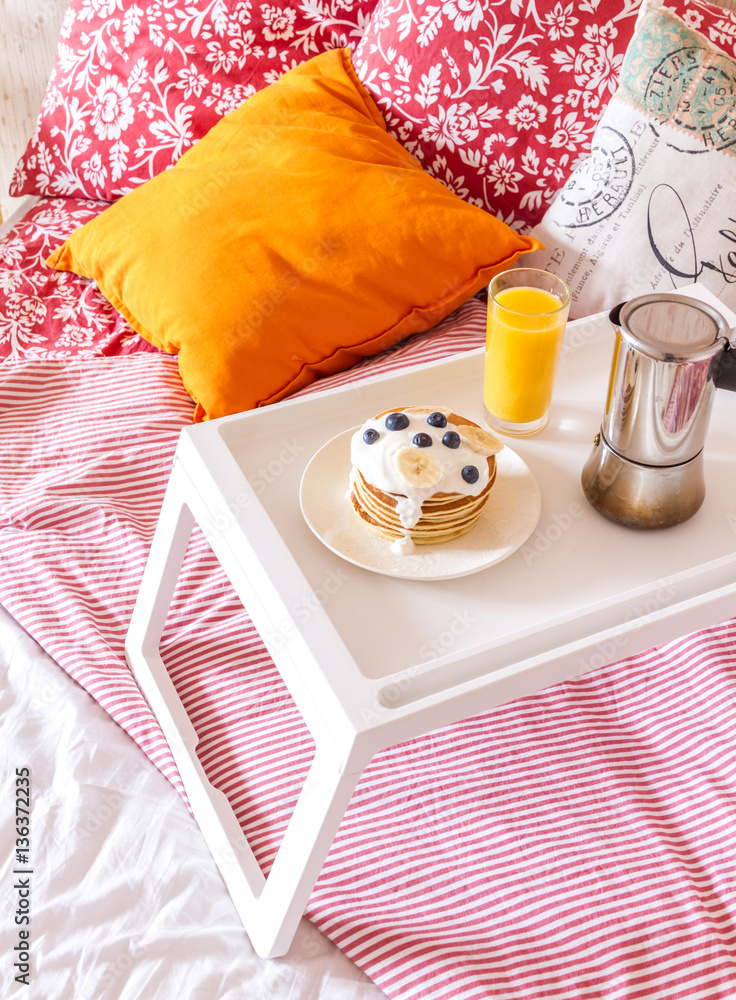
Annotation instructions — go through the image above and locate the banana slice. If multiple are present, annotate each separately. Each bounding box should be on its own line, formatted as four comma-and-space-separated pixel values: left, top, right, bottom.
461, 425, 504, 456
392, 447, 442, 488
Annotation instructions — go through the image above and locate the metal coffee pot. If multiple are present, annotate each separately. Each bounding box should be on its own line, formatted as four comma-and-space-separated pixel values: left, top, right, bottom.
581, 293, 735, 529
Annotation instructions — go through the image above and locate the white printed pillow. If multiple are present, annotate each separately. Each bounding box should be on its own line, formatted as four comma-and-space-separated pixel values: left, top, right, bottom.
522, 0, 736, 320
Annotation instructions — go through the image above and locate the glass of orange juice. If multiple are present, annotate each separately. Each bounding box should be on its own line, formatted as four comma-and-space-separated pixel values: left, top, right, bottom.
483, 268, 571, 437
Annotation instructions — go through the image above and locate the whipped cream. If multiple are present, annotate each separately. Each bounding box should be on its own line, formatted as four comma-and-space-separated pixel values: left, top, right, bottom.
350, 408, 502, 532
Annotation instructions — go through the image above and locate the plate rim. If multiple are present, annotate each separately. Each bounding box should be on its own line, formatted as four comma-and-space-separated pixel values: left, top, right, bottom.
299, 426, 542, 581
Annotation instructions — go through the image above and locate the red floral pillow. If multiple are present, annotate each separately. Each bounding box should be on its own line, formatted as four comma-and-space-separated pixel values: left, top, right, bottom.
352, 0, 732, 230
11, 0, 378, 202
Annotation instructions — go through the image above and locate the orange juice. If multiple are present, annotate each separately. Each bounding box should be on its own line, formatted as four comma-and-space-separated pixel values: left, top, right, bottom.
484, 284, 568, 426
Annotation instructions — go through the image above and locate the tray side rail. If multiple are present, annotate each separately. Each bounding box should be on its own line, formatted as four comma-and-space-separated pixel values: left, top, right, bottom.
125, 459, 369, 958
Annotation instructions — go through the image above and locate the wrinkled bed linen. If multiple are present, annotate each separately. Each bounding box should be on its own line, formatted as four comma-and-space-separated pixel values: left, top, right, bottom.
0, 348, 735, 998
1, 199, 736, 999
0, 605, 385, 1000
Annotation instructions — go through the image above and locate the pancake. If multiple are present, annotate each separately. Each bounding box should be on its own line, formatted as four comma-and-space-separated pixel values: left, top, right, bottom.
349, 406, 503, 550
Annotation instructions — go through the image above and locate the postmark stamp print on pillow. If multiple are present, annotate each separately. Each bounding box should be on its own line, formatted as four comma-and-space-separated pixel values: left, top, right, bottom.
351, 0, 736, 230
623, 9, 736, 151
522, 1, 736, 320
554, 125, 636, 228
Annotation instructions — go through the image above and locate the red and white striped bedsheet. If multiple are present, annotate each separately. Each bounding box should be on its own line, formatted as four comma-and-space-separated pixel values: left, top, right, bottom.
0, 296, 735, 998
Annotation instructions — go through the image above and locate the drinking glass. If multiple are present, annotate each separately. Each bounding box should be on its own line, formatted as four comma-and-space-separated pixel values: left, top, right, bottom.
483, 268, 571, 437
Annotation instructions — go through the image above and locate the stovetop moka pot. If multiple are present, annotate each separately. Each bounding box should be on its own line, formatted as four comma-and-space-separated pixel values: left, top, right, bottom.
581, 293, 735, 529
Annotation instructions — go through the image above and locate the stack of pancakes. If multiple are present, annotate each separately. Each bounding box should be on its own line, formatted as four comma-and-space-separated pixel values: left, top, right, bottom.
349, 406, 502, 546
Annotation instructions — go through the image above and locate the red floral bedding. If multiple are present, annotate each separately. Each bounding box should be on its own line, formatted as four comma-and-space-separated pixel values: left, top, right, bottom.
11, 0, 379, 202
0, 198, 157, 359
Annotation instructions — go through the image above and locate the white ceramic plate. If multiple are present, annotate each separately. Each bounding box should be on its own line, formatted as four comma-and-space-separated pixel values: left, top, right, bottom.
299, 427, 542, 580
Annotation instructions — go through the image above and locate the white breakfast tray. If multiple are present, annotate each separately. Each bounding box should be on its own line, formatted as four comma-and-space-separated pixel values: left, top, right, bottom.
126, 301, 736, 959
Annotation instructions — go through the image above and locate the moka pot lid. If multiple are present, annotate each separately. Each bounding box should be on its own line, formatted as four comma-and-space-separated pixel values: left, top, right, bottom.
613, 294, 731, 364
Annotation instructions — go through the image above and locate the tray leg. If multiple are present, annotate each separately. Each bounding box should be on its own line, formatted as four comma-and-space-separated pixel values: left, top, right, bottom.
243, 747, 364, 958
126, 461, 195, 664
125, 461, 367, 958
135, 644, 364, 958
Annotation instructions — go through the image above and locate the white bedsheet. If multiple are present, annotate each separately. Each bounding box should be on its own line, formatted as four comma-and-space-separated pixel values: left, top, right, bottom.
0, 605, 386, 999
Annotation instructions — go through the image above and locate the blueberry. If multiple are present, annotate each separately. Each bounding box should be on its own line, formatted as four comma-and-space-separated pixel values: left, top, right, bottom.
462, 465, 480, 484
426, 412, 447, 428
385, 412, 410, 431
413, 432, 433, 448
362, 428, 380, 445
442, 431, 461, 449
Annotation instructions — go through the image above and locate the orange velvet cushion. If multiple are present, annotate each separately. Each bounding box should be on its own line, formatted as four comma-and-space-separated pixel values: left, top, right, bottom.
47, 48, 540, 421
